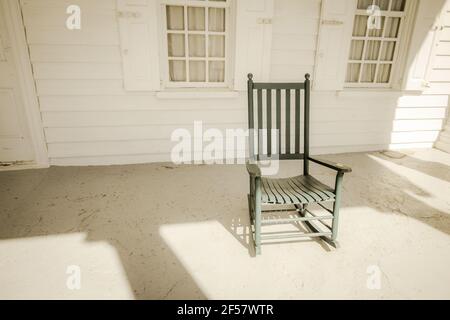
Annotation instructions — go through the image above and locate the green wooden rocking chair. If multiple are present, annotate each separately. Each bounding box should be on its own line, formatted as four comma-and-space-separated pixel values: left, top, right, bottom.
246, 73, 352, 255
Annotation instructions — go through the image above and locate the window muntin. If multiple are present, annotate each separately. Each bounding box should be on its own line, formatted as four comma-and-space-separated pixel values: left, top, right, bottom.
345, 0, 411, 88
163, 0, 229, 87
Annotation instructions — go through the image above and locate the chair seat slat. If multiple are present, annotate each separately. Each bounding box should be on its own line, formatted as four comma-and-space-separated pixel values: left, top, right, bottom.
260, 175, 335, 205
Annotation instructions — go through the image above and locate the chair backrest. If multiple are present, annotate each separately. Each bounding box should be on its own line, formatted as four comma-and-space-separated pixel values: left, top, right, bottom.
247, 73, 311, 175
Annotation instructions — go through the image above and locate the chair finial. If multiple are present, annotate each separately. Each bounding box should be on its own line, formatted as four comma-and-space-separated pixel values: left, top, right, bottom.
305, 73, 311, 80
247, 73, 253, 80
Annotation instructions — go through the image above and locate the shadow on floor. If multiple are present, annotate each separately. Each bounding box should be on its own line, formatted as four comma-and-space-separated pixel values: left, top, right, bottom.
373, 150, 450, 183
0, 150, 449, 298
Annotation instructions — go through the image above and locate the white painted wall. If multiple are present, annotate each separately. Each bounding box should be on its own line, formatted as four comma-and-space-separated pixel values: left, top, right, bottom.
19, 0, 450, 165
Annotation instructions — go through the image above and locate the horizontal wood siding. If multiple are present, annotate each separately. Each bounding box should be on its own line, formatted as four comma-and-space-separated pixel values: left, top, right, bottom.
19, 0, 450, 165
435, 5, 450, 152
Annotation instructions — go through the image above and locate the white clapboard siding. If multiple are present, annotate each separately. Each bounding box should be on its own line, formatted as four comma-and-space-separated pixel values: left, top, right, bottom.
20, 0, 115, 10
397, 95, 449, 107
437, 42, 450, 54
424, 82, 450, 94
391, 131, 441, 144
21, 6, 116, 27
17, 0, 450, 165
392, 119, 445, 132
33, 63, 123, 80
434, 56, 450, 69
395, 107, 447, 119
36, 80, 126, 95
44, 123, 247, 143
39, 94, 246, 111
41, 110, 248, 127
26, 27, 120, 45
429, 68, 450, 81
441, 27, 450, 40
29, 45, 122, 63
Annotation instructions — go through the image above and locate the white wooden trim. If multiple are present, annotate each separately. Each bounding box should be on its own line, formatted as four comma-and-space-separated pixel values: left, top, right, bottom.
156, 89, 239, 99
1, 0, 48, 167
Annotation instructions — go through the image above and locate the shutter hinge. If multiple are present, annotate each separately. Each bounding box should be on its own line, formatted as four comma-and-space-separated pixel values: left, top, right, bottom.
257, 18, 272, 24
117, 11, 141, 19
321, 20, 344, 26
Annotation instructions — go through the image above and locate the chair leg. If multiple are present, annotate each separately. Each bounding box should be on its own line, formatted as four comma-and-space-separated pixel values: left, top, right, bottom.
254, 177, 262, 255
331, 172, 344, 245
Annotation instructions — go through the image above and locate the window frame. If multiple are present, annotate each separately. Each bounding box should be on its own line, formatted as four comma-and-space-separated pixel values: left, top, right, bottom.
344, 0, 417, 89
158, 0, 234, 89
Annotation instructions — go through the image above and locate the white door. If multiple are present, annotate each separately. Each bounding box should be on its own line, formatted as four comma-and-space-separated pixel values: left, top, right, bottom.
0, 2, 34, 163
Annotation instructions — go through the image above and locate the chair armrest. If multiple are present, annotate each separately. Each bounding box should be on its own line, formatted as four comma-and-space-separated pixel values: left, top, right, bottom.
308, 157, 352, 173
246, 162, 261, 177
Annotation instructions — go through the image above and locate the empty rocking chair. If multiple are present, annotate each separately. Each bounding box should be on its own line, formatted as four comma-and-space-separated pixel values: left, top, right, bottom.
246, 73, 352, 255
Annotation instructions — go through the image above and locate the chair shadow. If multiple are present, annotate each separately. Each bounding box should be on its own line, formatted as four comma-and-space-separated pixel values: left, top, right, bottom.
372, 150, 450, 183
306, 152, 450, 236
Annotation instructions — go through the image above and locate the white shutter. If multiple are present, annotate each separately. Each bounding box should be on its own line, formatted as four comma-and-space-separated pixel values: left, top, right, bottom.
117, 0, 160, 91
403, 0, 446, 91
313, 0, 356, 91
233, 0, 274, 90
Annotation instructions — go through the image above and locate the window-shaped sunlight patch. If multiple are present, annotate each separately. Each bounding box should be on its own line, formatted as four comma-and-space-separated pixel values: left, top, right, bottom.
159, 220, 254, 299
0, 233, 133, 299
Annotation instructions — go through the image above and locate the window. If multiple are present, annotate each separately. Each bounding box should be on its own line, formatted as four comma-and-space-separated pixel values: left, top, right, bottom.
161, 0, 231, 88
345, 0, 414, 88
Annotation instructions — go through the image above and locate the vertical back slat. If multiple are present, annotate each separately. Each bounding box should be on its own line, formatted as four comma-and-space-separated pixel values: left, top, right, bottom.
295, 89, 300, 154
257, 89, 263, 155
266, 89, 272, 156
304, 74, 311, 175
285, 89, 291, 154
276, 89, 281, 154
247, 74, 254, 159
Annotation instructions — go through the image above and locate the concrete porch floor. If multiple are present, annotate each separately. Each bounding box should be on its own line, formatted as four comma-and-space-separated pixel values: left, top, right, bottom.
0, 149, 449, 299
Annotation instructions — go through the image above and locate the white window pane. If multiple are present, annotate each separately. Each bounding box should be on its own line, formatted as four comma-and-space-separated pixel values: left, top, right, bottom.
167, 6, 184, 30
346, 63, 361, 83
188, 7, 205, 31
349, 40, 364, 60
376, 64, 392, 83
365, 40, 381, 60
188, 35, 206, 57
209, 8, 225, 32
168, 34, 185, 57
374, 0, 390, 11
209, 35, 225, 57
357, 0, 372, 10
189, 61, 206, 82
169, 60, 186, 81
368, 16, 385, 37
353, 15, 368, 36
209, 61, 225, 82
386, 17, 401, 38
391, 0, 406, 11
361, 64, 377, 82
380, 41, 396, 61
